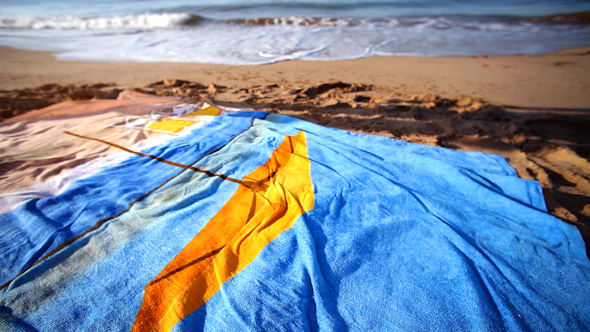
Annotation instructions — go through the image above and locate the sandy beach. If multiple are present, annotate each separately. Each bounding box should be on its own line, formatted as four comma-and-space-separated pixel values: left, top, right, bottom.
2, 45, 590, 107
1, 45, 590, 250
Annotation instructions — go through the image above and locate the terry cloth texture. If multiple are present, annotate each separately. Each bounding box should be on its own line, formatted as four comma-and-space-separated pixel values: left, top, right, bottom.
0, 109, 589, 331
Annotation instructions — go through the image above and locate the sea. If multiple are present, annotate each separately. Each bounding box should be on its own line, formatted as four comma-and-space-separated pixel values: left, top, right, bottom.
0, 0, 589, 64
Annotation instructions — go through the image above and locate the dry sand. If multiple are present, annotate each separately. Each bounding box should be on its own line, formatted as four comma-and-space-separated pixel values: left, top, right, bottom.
2, 45, 590, 108
1, 45, 589, 252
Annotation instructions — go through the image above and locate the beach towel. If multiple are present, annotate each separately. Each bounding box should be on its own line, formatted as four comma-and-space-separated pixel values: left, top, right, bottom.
0, 94, 589, 331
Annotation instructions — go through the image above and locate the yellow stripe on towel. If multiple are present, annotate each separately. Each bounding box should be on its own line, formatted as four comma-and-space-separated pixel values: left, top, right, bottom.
189, 106, 222, 116
147, 119, 197, 133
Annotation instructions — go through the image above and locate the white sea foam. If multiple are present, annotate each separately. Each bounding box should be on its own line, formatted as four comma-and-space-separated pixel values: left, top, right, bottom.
1, 14, 571, 31
0, 13, 589, 64
0, 13, 196, 30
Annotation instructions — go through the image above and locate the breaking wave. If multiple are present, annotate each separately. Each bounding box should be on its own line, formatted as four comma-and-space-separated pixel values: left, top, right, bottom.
1, 10, 590, 31
0, 9, 588, 64
0, 13, 208, 30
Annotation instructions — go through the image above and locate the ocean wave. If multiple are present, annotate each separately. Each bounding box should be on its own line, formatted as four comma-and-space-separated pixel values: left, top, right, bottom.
523, 10, 590, 26
225, 15, 590, 31
2, 10, 590, 31
1, 13, 589, 65
227, 16, 365, 27
0, 13, 208, 30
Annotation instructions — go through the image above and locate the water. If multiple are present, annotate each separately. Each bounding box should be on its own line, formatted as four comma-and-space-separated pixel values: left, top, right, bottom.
0, 0, 589, 64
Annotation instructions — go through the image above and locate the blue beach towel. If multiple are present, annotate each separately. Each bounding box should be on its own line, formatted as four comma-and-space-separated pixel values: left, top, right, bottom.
0, 106, 588, 331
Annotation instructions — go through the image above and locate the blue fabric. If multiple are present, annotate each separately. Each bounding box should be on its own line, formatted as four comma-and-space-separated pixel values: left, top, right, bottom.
0, 118, 282, 331
1, 114, 589, 331
0, 116, 254, 286
227, 110, 267, 119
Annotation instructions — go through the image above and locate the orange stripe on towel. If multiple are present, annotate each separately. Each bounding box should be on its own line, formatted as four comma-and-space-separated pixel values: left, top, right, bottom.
131, 131, 314, 332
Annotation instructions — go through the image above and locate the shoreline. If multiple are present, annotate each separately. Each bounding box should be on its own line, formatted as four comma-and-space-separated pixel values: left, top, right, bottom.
1, 45, 589, 108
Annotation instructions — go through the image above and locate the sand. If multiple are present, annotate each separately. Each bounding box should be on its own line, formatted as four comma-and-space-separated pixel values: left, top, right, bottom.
1, 45, 589, 251
2, 45, 590, 108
